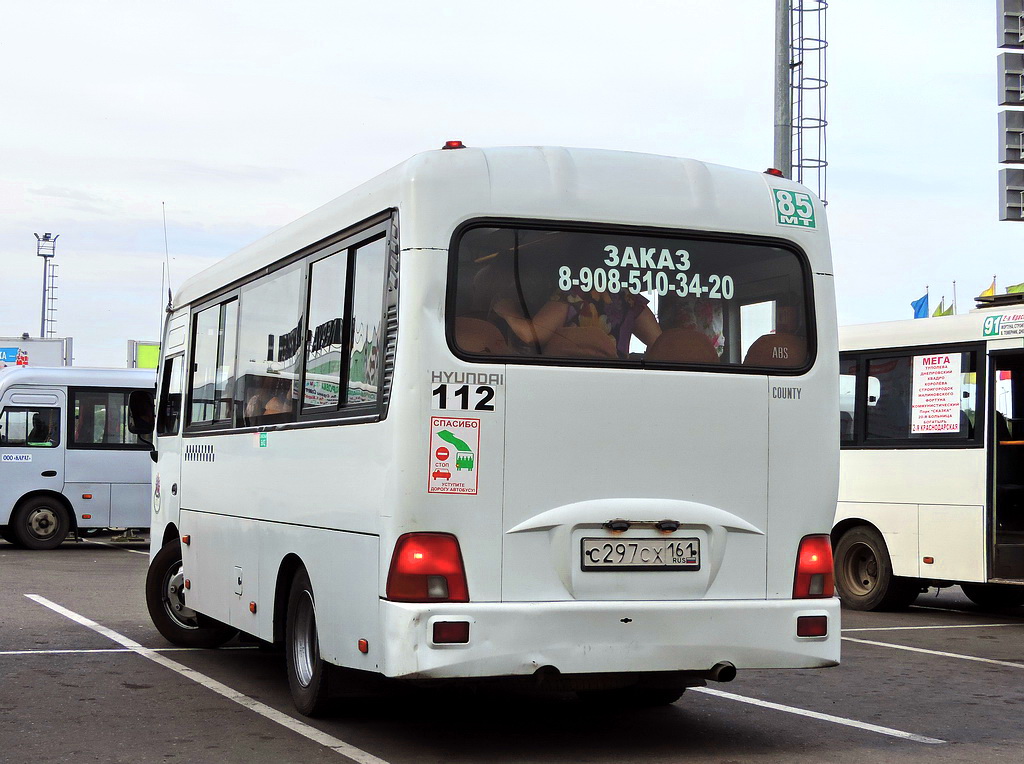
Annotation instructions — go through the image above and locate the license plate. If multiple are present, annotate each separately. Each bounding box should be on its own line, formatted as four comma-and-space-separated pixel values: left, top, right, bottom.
580, 537, 700, 571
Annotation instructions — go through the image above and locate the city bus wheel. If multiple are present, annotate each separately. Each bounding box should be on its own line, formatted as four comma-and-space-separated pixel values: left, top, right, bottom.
145, 539, 237, 648
960, 583, 1024, 609
0, 526, 24, 547
11, 496, 69, 550
286, 567, 333, 716
834, 526, 920, 611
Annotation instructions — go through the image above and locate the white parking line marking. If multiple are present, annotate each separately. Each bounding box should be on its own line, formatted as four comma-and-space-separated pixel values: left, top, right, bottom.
83, 540, 149, 556
843, 622, 1024, 632
843, 636, 1024, 669
692, 687, 945, 744
25, 594, 391, 764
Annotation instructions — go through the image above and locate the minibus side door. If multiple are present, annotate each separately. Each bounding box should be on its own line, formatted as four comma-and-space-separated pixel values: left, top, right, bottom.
153, 354, 185, 535
0, 389, 66, 521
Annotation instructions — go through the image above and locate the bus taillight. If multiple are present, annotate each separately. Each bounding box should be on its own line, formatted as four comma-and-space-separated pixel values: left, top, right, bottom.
386, 533, 469, 603
793, 535, 834, 598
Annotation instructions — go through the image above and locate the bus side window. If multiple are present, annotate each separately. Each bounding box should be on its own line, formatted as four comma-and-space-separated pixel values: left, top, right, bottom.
0, 407, 60, 448
235, 266, 302, 426
71, 391, 139, 447
157, 355, 184, 436
346, 237, 386, 407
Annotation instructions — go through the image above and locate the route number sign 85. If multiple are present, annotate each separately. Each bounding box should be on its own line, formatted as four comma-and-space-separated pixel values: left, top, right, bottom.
772, 189, 816, 229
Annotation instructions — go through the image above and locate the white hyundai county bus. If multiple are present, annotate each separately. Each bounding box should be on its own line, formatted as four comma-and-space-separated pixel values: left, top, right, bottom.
132, 144, 840, 715
835, 298, 1024, 610
0, 366, 155, 549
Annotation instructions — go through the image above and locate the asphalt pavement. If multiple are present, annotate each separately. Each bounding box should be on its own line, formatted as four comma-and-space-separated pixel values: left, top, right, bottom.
3, 538, 1024, 763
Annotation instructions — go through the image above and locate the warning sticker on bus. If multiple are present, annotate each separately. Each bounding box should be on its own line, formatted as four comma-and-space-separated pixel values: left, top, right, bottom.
428, 416, 480, 495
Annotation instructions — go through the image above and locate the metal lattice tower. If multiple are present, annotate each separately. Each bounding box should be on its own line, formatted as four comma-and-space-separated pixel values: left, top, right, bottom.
45, 263, 59, 337
774, 1, 828, 205
790, 1, 828, 204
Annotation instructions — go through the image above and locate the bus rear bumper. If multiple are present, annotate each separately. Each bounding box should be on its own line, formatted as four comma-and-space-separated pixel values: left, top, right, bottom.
378, 598, 840, 679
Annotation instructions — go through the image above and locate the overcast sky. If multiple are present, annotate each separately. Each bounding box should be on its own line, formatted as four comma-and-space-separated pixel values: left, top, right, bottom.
0, 1, 1013, 367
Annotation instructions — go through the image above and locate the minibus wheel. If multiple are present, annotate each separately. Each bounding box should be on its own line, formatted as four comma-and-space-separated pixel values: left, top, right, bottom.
285, 567, 333, 716
0, 526, 23, 547
145, 539, 237, 648
960, 583, 1024, 609
834, 526, 919, 611
10, 496, 69, 550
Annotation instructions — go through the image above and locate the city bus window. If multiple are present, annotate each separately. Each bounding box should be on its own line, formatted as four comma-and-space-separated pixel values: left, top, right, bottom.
0, 407, 60, 447
303, 253, 347, 410
866, 351, 978, 442
346, 238, 386, 407
839, 357, 857, 443
236, 265, 302, 426
452, 226, 810, 370
71, 391, 139, 447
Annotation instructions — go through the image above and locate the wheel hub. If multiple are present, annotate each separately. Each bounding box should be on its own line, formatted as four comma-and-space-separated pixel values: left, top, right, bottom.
27, 508, 58, 539
163, 563, 199, 629
291, 591, 317, 688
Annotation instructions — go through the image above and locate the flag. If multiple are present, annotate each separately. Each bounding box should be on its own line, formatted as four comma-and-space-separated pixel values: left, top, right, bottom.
940, 302, 954, 316
1007, 282, 1024, 294
980, 279, 996, 297
932, 298, 946, 317
911, 294, 929, 318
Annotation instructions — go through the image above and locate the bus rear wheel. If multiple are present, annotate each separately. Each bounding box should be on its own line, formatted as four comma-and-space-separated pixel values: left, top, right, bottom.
960, 583, 1024, 609
285, 567, 334, 716
145, 539, 237, 648
834, 526, 920, 611
11, 496, 69, 550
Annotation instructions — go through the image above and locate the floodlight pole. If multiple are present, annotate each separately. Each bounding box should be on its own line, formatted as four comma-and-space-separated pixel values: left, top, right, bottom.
34, 233, 58, 338
773, 0, 793, 178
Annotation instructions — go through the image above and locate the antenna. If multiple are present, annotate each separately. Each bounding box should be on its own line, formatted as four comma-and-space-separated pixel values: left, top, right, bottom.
162, 202, 174, 314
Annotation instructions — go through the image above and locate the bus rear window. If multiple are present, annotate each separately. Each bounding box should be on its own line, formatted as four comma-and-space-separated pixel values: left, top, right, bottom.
451, 226, 812, 370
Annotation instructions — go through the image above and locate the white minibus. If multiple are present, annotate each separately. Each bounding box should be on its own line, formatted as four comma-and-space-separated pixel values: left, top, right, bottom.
133, 144, 840, 715
835, 299, 1024, 609
0, 366, 155, 549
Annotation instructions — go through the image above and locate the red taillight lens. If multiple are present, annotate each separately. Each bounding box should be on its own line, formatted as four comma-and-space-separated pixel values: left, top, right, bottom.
386, 533, 469, 602
793, 535, 834, 598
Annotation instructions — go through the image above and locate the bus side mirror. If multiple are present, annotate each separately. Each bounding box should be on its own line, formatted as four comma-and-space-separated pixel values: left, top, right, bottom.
128, 390, 156, 436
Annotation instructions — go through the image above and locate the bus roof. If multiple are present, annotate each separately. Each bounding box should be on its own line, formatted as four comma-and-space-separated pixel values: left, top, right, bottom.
840, 308, 1012, 351
174, 145, 830, 308
0, 366, 155, 391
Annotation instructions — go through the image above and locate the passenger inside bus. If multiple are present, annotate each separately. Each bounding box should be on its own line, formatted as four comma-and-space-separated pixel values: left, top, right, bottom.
27, 413, 54, 446
460, 255, 662, 360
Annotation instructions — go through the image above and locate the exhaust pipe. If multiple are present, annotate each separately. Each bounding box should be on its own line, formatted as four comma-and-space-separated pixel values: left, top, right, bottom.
707, 661, 736, 683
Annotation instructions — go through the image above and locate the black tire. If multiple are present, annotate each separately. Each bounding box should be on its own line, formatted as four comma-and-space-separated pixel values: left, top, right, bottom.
11, 496, 70, 550
960, 583, 1024, 609
0, 526, 23, 546
145, 539, 237, 648
285, 567, 334, 716
834, 526, 920, 611
576, 685, 686, 708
